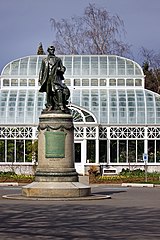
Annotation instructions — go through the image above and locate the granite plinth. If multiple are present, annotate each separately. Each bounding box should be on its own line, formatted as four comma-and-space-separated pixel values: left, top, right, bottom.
35, 170, 78, 182
22, 181, 91, 198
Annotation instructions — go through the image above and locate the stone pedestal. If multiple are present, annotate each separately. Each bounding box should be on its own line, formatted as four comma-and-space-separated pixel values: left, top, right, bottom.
22, 112, 91, 198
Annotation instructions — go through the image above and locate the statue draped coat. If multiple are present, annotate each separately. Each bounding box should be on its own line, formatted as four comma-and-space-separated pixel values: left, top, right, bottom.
39, 56, 65, 93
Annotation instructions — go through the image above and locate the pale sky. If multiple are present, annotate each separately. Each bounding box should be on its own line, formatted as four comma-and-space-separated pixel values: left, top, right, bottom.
0, 0, 160, 72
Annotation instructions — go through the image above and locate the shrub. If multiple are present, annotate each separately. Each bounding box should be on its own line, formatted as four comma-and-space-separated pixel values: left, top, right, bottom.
88, 165, 100, 176
0, 171, 34, 183
120, 168, 145, 177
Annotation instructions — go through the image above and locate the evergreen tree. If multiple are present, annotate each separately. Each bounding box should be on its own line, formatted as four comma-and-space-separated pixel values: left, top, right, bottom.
140, 47, 160, 93
143, 61, 159, 93
37, 42, 45, 55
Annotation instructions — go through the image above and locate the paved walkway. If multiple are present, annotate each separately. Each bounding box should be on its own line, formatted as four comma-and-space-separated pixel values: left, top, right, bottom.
0, 184, 160, 239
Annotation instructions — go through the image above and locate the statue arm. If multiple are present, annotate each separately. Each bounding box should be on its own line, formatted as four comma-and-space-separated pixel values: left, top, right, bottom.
57, 59, 66, 74
39, 60, 45, 84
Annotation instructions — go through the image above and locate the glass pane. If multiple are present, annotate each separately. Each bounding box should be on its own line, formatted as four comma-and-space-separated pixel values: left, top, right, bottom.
82, 79, 89, 86
109, 91, 117, 123
17, 91, 26, 123
119, 140, 127, 162
119, 91, 126, 123
0, 92, 8, 120
16, 140, 24, 162
87, 140, 95, 163
156, 96, 160, 123
100, 79, 106, 86
82, 57, 89, 75
26, 92, 35, 122
100, 89, 108, 123
135, 65, 142, 75
72, 90, 80, 106
100, 56, 107, 75
127, 90, 136, 123
146, 92, 155, 123
110, 140, 117, 163
117, 58, 125, 75
28, 57, 37, 75
82, 90, 89, 107
109, 79, 116, 86
28, 79, 35, 86
136, 90, 145, 123
20, 58, 28, 75
74, 79, 81, 86
148, 140, 155, 163
128, 140, 136, 162
117, 79, 125, 86
135, 79, 142, 86
20, 79, 27, 86
11, 60, 19, 75
126, 60, 134, 75
91, 90, 98, 116
91, 57, 98, 75
137, 140, 144, 162
37, 56, 44, 74
73, 56, 81, 75
74, 143, 81, 163
7, 140, 14, 162
11, 79, 18, 86
99, 140, 107, 163
7, 91, 17, 122
156, 140, 160, 163
126, 79, 134, 86
91, 79, 98, 86
25, 140, 32, 162
0, 140, 5, 162
108, 56, 116, 75
3, 79, 10, 86
64, 57, 72, 76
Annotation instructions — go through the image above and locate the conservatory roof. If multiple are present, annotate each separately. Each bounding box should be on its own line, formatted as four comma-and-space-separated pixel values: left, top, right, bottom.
0, 54, 159, 125
1, 55, 144, 77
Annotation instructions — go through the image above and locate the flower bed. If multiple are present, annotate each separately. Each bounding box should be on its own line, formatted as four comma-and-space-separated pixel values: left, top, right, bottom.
89, 168, 160, 184
0, 172, 34, 183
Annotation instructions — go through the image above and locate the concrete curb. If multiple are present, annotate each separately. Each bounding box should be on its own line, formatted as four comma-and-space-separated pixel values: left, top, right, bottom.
0, 182, 19, 186
2, 194, 111, 201
122, 183, 154, 187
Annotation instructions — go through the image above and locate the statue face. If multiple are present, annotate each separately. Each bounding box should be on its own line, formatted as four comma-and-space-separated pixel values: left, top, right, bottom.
48, 46, 55, 55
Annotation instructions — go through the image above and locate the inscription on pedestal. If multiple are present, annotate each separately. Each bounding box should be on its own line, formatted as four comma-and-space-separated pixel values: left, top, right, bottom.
45, 131, 66, 158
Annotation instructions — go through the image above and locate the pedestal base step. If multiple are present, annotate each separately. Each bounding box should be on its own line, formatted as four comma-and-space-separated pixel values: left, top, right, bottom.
22, 181, 91, 198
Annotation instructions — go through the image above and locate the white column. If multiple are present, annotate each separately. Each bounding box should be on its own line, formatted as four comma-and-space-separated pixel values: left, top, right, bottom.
144, 127, 148, 154
32, 127, 37, 140
81, 139, 87, 175
95, 139, 99, 164
107, 127, 110, 164
95, 126, 99, 164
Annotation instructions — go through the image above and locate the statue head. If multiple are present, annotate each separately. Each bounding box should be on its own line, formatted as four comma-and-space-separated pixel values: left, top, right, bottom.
47, 45, 55, 55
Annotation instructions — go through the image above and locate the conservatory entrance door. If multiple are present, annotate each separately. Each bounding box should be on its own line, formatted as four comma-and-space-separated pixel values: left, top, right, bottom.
74, 141, 85, 175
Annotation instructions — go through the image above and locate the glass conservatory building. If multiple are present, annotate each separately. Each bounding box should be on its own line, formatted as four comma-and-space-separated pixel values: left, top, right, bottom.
1, 54, 160, 175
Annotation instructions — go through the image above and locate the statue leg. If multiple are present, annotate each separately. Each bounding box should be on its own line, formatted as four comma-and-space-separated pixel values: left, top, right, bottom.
63, 86, 70, 104
56, 90, 65, 111
46, 82, 54, 110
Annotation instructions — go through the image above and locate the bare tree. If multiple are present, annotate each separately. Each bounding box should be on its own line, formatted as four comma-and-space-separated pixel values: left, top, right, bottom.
50, 3, 131, 56
140, 47, 160, 93
140, 47, 160, 71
